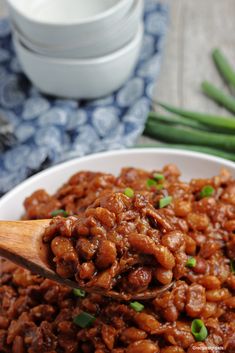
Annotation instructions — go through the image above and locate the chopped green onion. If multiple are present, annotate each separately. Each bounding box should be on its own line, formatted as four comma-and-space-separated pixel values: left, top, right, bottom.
146, 178, 157, 188
73, 312, 96, 328
191, 319, 208, 341
200, 185, 215, 198
230, 259, 235, 274
186, 257, 197, 268
124, 187, 134, 198
51, 209, 69, 217
130, 301, 144, 312
156, 184, 164, 190
159, 196, 172, 208
73, 288, 86, 297
153, 173, 165, 181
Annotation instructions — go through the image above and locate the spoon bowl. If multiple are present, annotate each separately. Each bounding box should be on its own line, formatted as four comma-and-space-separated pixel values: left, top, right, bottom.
0, 219, 173, 300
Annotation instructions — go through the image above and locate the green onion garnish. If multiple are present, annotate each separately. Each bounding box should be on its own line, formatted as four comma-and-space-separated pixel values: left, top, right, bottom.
130, 301, 144, 312
200, 185, 215, 198
51, 209, 69, 217
146, 178, 157, 188
159, 196, 172, 208
73, 312, 96, 328
73, 288, 86, 297
153, 173, 165, 181
186, 257, 197, 268
230, 259, 235, 274
156, 184, 164, 190
191, 319, 208, 341
124, 187, 134, 198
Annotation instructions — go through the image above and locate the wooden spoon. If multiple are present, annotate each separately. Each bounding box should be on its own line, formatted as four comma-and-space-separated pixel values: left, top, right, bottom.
0, 220, 174, 300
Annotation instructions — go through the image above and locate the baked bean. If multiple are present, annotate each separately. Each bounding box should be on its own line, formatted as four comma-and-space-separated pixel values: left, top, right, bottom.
154, 246, 175, 270
96, 240, 117, 269
0, 316, 9, 330
78, 262, 95, 280
186, 284, 206, 317
99, 193, 130, 214
161, 231, 185, 252
199, 240, 221, 259
173, 282, 188, 311
12, 336, 25, 353
135, 313, 160, 334
120, 327, 147, 344
198, 276, 221, 290
76, 238, 97, 260
200, 302, 217, 318
154, 267, 173, 285
101, 324, 116, 350
94, 207, 116, 228
164, 324, 194, 348
223, 296, 235, 308
192, 258, 207, 274
126, 340, 159, 353
221, 182, 235, 205
184, 236, 196, 255
162, 305, 179, 322
187, 213, 209, 231
206, 288, 230, 302
128, 267, 152, 290
128, 233, 157, 255
174, 200, 192, 217
51, 236, 75, 257
224, 220, 235, 232
227, 275, 235, 290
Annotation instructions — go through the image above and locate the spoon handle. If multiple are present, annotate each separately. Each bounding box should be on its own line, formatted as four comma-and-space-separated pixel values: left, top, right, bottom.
0, 219, 51, 274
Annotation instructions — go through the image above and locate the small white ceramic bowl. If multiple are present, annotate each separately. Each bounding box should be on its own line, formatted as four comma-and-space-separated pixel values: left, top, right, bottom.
0, 148, 235, 220
13, 0, 143, 59
13, 23, 143, 99
6, 0, 133, 48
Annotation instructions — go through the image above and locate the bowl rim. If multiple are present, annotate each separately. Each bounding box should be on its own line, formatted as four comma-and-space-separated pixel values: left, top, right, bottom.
11, 0, 143, 52
14, 22, 143, 65
1, 148, 235, 207
7, 0, 132, 26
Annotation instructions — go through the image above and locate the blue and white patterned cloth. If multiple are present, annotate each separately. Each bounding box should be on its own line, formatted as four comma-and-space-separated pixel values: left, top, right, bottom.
0, 0, 168, 195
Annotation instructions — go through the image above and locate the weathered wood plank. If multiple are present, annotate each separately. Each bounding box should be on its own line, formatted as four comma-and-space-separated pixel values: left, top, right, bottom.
139, 0, 235, 145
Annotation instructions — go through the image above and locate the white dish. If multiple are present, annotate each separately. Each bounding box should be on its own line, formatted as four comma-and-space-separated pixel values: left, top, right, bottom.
0, 148, 234, 221
13, 23, 143, 99
6, 0, 133, 47
13, 0, 143, 59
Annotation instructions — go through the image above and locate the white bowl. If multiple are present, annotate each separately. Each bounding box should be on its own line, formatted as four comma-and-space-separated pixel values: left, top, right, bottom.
13, 23, 143, 99
0, 148, 235, 221
6, 0, 133, 48
13, 0, 144, 59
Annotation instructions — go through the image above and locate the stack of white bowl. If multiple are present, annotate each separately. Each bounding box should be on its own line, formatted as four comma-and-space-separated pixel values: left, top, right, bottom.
6, 0, 144, 99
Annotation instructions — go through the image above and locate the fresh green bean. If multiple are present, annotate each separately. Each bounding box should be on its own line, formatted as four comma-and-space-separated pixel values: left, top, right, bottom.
158, 102, 235, 131
201, 81, 235, 114
212, 48, 235, 89
144, 120, 235, 151
148, 112, 209, 130
134, 142, 235, 161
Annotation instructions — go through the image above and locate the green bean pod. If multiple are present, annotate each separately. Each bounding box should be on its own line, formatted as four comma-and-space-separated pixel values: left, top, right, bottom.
148, 112, 209, 130
212, 48, 235, 89
158, 102, 235, 131
201, 81, 235, 114
135, 142, 235, 162
144, 120, 235, 151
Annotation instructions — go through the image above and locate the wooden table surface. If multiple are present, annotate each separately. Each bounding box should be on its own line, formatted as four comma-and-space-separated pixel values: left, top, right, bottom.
1, 0, 235, 145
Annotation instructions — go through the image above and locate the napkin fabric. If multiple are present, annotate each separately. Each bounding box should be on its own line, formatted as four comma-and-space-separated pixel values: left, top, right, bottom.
0, 0, 168, 196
